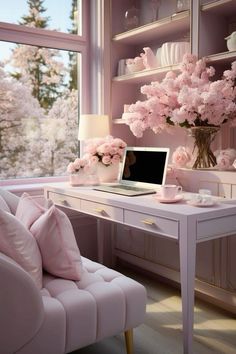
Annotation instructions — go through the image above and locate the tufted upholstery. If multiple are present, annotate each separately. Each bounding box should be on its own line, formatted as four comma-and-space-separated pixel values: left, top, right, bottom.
0, 190, 147, 354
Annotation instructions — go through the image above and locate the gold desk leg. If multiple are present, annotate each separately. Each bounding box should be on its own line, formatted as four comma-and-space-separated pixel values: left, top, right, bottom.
124, 329, 133, 354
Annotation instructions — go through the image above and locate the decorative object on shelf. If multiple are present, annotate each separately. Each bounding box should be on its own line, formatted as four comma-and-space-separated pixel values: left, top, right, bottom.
176, 0, 190, 13
189, 126, 219, 169
117, 59, 127, 76
225, 31, 236, 51
124, 3, 140, 31
171, 146, 191, 168
156, 47, 162, 67
149, 0, 162, 22
126, 56, 145, 74
141, 47, 158, 69
214, 148, 236, 170
84, 135, 127, 183
161, 41, 190, 66
122, 53, 236, 169
125, 47, 158, 75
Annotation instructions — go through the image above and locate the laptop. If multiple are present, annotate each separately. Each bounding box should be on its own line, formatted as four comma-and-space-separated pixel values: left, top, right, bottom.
94, 146, 169, 196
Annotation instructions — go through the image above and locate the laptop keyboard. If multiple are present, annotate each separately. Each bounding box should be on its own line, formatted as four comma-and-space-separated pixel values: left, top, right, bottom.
112, 185, 149, 192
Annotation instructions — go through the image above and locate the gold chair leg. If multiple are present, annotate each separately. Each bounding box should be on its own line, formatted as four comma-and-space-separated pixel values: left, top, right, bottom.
124, 329, 133, 354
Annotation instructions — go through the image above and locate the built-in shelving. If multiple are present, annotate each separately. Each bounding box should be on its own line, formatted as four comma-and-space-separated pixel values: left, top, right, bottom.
201, 0, 236, 16
112, 11, 190, 45
113, 64, 180, 85
206, 50, 236, 65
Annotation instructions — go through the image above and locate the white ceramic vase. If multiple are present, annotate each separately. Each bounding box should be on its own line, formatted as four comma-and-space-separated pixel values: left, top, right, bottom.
161, 41, 190, 66
97, 163, 120, 183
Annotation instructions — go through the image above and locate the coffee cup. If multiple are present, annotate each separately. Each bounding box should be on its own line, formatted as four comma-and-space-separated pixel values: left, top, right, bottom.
160, 184, 182, 200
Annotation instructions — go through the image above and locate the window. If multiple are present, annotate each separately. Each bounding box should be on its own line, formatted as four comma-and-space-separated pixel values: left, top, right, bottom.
0, 0, 89, 180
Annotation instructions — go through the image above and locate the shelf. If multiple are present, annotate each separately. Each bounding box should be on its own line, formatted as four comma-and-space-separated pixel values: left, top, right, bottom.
201, 0, 236, 16
113, 118, 127, 124
112, 11, 190, 45
113, 64, 180, 84
206, 50, 236, 64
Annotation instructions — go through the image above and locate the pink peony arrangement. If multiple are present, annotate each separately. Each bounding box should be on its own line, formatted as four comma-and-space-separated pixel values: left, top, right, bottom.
122, 53, 236, 138
172, 146, 192, 168
67, 136, 127, 174
84, 135, 127, 166
67, 157, 90, 174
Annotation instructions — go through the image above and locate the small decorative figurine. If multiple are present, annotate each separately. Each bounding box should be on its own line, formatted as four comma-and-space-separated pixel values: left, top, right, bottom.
225, 31, 236, 51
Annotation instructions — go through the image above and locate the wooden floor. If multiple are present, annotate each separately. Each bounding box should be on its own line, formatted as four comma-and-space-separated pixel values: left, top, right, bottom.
74, 267, 236, 354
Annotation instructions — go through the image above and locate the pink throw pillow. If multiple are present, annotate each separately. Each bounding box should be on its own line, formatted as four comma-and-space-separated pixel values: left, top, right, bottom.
30, 206, 83, 281
0, 195, 11, 213
0, 189, 19, 214
15, 192, 47, 229
0, 209, 43, 289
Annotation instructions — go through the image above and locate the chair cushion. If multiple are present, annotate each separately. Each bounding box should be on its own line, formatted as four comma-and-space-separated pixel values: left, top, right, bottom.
41, 257, 147, 353
30, 205, 83, 281
0, 209, 43, 288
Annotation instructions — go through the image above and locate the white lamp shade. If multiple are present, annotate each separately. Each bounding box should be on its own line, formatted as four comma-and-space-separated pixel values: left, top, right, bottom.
78, 114, 110, 140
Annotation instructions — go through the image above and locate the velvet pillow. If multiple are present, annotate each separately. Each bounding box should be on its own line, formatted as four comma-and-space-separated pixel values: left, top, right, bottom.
0, 189, 19, 214
15, 192, 48, 229
30, 205, 83, 281
0, 195, 11, 213
0, 209, 43, 289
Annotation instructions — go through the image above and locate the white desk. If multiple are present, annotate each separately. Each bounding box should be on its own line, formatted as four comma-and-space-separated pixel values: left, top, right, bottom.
44, 182, 236, 354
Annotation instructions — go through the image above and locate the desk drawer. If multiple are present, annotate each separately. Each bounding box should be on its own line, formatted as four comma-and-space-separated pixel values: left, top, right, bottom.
81, 200, 123, 222
124, 210, 179, 239
197, 214, 236, 240
47, 191, 81, 211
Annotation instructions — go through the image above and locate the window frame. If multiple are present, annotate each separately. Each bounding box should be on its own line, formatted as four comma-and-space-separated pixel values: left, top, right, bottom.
0, 0, 91, 186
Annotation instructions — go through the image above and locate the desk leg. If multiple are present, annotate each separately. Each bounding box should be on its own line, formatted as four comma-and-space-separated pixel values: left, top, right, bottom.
97, 219, 104, 263
179, 227, 197, 354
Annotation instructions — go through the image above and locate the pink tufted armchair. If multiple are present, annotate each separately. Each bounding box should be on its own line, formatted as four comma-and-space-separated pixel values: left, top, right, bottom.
0, 190, 146, 354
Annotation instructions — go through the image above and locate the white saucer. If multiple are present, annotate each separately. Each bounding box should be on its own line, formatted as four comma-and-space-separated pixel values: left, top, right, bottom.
154, 194, 183, 203
186, 200, 216, 207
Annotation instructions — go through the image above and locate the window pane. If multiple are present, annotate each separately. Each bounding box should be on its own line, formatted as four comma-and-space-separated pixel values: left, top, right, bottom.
0, 41, 80, 179
0, 0, 81, 35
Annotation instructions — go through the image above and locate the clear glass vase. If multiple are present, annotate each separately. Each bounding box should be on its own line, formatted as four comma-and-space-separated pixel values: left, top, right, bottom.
189, 126, 220, 169
124, 5, 140, 31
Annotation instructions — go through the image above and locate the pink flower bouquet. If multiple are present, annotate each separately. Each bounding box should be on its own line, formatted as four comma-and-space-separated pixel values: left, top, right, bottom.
84, 135, 127, 167
67, 157, 90, 174
122, 53, 236, 138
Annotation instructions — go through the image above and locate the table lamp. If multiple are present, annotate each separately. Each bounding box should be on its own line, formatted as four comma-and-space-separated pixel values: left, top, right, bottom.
78, 114, 110, 140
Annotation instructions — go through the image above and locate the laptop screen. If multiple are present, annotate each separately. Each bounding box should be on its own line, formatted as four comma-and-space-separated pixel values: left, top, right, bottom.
120, 147, 169, 188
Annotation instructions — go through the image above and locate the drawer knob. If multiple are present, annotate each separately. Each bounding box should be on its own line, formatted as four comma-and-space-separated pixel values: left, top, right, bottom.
141, 219, 155, 226
94, 208, 105, 214
59, 199, 69, 206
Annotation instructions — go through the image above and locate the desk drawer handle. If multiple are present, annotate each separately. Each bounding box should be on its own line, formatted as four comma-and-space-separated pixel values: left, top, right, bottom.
141, 219, 155, 226
58, 199, 68, 206
94, 208, 105, 214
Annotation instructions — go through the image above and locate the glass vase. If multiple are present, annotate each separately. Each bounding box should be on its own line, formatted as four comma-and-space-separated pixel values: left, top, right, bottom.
124, 5, 140, 31
189, 126, 220, 169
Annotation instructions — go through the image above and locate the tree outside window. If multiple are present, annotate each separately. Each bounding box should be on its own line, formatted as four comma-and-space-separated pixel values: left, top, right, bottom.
0, 0, 83, 179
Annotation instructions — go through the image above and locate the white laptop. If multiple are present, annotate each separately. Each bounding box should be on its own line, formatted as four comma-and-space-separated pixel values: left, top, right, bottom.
94, 146, 169, 196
